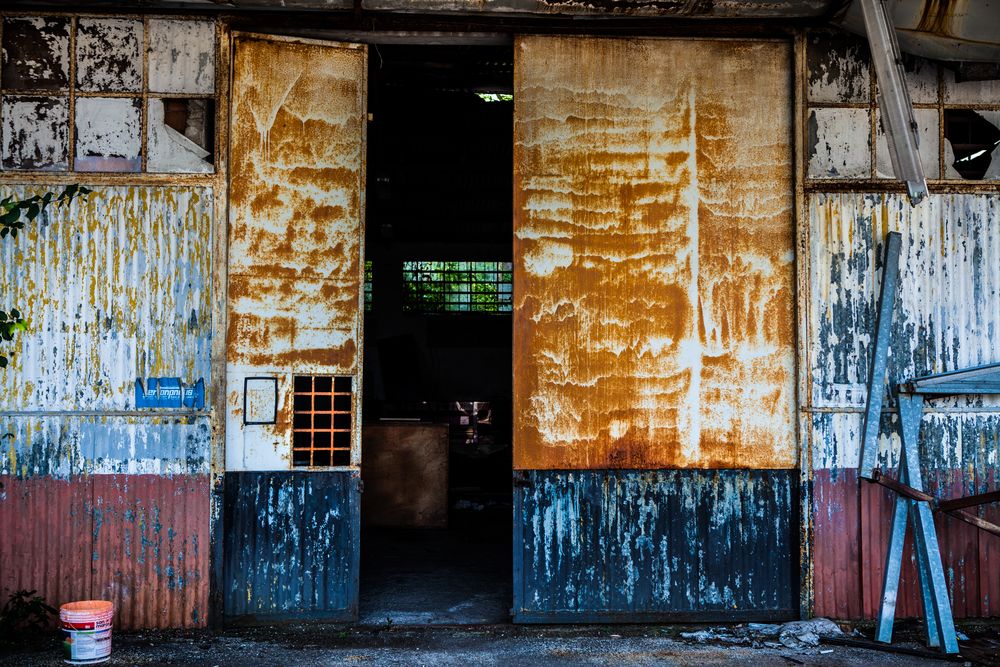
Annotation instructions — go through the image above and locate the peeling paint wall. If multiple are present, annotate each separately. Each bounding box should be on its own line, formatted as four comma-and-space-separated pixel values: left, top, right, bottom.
76, 18, 142, 92
512, 36, 795, 470
0, 185, 214, 628
806, 29, 1000, 620
809, 193, 1000, 619
514, 469, 798, 621
0, 186, 212, 412
226, 35, 366, 472
147, 19, 215, 95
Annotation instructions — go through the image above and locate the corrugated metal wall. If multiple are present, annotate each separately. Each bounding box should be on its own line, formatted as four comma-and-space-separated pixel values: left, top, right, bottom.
514, 470, 798, 622
512, 35, 798, 620
809, 193, 1000, 619
805, 26, 1000, 620
0, 186, 213, 628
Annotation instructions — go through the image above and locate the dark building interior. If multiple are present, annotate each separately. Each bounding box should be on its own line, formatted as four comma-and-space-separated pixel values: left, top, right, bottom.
359, 44, 514, 624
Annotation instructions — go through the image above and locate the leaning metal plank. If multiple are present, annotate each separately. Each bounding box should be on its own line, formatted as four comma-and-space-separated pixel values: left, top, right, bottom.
858, 0, 928, 204
860, 231, 902, 479
910, 483, 941, 649
899, 393, 959, 655
875, 480, 911, 644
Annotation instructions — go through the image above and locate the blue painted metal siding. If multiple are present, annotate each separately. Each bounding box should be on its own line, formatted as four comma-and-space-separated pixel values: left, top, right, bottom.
222, 471, 360, 621
513, 469, 798, 622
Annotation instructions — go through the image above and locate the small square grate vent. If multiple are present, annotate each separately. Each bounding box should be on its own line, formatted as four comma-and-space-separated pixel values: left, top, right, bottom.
292, 375, 352, 467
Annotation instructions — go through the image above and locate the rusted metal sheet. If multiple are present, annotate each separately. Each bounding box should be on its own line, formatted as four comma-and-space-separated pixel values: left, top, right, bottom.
0, 185, 213, 412
808, 192, 1000, 619
226, 34, 366, 471
513, 469, 798, 622
0, 473, 210, 629
513, 36, 795, 470
362, 0, 834, 17
222, 470, 359, 620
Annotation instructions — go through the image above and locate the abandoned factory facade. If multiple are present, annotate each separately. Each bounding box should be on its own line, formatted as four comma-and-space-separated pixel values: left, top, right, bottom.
0, 1, 998, 629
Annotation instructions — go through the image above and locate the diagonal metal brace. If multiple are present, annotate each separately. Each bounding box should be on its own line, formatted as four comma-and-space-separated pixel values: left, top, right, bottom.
858, 0, 928, 205
860, 231, 902, 479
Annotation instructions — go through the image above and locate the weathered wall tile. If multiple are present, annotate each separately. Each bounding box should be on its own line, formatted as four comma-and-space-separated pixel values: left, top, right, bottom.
74, 97, 142, 172
1, 96, 68, 170
148, 19, 215, 94
807, 107, 870, 178
901, 54, 940, 104
76, 18, 143, 92
1, 16, 70, 90
944, 66, 1000, 105
875, 107, 939, 179
807, 30, 870, 104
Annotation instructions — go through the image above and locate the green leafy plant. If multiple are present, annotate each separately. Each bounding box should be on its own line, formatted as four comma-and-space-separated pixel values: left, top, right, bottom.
0, 590, 57, 638
0, 185, 92, 368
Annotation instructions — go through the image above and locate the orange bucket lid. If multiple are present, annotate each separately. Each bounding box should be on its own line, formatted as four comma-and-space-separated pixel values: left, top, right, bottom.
60, 600, 113, 615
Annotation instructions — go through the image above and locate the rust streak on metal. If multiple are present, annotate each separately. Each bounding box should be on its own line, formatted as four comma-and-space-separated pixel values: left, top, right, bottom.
227, 34, 365, 373
513, 36, 795, 470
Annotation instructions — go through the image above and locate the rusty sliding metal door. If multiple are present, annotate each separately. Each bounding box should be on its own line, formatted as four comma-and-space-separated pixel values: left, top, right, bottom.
223, 33, 367, 622
512, 35, 798, 621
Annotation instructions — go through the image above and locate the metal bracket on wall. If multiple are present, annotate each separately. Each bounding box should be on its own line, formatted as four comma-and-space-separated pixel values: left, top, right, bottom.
858, 0, 928, 205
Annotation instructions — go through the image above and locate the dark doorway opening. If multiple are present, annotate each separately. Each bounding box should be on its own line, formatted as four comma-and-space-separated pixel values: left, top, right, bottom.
359, 44, 514, 625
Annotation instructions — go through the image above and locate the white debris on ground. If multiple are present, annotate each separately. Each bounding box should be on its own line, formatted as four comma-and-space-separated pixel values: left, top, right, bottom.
680, 618, 845, 651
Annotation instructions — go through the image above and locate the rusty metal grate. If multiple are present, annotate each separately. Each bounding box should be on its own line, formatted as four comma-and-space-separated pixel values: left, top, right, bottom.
292, 375, 352, 467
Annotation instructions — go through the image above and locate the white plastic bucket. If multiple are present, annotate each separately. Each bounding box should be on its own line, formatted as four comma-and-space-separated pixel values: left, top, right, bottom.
60, 601, 113, 665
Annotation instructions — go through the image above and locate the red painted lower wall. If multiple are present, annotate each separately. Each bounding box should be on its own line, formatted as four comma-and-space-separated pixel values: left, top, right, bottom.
813, 468, 1000, 619
0, 474, 210, 629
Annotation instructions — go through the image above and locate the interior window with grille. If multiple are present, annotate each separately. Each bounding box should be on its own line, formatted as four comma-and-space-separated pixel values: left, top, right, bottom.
402, 261, 512, 314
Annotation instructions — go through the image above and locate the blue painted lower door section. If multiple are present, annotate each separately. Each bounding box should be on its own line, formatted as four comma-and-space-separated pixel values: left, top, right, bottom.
513, 469, 798, 622
223, 471, 360, 622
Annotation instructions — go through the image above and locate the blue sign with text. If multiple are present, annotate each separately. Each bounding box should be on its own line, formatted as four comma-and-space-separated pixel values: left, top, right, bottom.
135, 378, 205, 409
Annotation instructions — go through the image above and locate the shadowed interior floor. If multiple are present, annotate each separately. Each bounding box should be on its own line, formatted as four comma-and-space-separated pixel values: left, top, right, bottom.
359, 508, 512, 625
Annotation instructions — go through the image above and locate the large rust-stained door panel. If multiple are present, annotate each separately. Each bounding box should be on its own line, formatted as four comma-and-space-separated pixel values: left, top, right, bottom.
224, 33, 366, 622
226, 33, 366, 471
513, 36, 795, 470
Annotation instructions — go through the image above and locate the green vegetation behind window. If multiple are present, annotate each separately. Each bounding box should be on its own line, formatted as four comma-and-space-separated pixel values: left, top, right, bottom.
364, 260, 373, 312
402, 261, 512, 314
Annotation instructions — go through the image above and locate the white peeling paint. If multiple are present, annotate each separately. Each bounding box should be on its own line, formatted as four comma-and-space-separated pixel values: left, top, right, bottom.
1, 97, 68, 170
807, 107, 870, 179
147, 19, 216, 94
74, 97, 141, 170
76, 18, 143, 92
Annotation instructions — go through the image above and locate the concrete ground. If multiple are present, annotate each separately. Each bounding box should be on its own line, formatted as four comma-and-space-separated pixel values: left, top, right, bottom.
0, 624, 978, 666
359, 520, 511, 625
